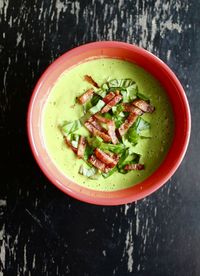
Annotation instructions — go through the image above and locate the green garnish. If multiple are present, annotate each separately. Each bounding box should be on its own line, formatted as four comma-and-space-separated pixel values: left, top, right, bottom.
70, 134, 80, 148
117, 149, 140, 173
108, 79, 136, 88
103, 113, 112, 120
101, 83, 109, 91
137, 92, 150, 101
89, 99, 105, 114
83, 145, 94, 160
61, 76, 155, 179
126, 117, 150, 144
95, 89, 107, 98
121, 84, 138, 102
79, 165, 97, 178
87, 137, 125, 154
61, 120, 81, 136
83, 95, 102, 114
112, 104, 124, 115
102, 167, 117, 178
113, 115, 125, 128
100, 143, 125, 154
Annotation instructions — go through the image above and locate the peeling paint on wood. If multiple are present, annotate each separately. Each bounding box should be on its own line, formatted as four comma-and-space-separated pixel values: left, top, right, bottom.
0, 0, 200, 275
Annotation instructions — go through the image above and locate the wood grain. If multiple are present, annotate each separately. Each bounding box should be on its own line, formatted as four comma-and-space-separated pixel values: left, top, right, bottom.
0, 0, 199, 275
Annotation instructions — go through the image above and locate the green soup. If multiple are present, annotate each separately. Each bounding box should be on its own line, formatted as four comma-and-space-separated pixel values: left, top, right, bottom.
42, 58, 174, 191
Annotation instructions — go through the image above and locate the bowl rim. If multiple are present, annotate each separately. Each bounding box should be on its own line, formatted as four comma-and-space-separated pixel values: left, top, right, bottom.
27, 41, 191, 206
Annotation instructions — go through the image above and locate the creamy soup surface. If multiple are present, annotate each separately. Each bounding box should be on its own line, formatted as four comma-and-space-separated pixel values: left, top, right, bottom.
43, 58, 174, 191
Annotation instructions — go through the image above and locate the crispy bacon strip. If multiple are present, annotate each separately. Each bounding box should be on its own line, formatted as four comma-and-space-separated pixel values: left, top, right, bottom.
88, 155, 106, 172
84, 122, 111, 142
102, 91, 116, 104
122, 103, 143, 115
64, 137, 77, 154
124, 164, 144, 170
109, 153, 120, 162
105, 153, 119, 170
84, 75, 99, 88
104, 165, 112, 172
101, 94, 122, 113
77, 88, 94, 104
94, 148, 117, 167
118, 112, 138, 137
132, 99, 155, 113
94, 113, 111, 123
88, 116, 107, 133
77, 136, 86, 158
107, 120, 119, 144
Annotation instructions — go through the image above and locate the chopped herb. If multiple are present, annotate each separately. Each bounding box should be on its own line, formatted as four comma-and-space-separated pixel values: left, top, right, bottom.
117, 149, 140, 173
61, 76, 155, 180
100, 143, 125, 154
126, 127, 140, 144
87, 136, 102, 148
61, 120, 81, 136
136, 117, 150, 133
103, 113, 112, 120
83, 145, 94, 160
101, 83, 109, 90
113, 115, 125, 128
87, 137, 125, 154
80, 112, 92, 124
112, 104, 124, 115
83, 95, 102, 114
70, 134, 80, 148
79, 165, 97, 178
83, 101, 92, 113
89, 99, 105, 114
95, 90, 107, 98
137, 92, 150, 102
126, 117, 150, 144
102, 167, 117, 178
91, 94, 102, 105
121, 84, 138, 103
108, 79, 136, 88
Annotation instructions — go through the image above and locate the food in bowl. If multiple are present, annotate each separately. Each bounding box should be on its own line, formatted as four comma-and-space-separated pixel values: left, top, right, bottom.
43, 58, 174, 191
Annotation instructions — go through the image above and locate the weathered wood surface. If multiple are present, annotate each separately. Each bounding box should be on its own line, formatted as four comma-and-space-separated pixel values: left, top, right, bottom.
0, 0, 200, 275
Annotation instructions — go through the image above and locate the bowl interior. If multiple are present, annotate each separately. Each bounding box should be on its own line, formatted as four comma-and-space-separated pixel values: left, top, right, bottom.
28, 42, 190, 205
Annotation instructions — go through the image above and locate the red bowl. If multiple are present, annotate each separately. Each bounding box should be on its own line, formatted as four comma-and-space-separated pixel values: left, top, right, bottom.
27, 41, 191, 205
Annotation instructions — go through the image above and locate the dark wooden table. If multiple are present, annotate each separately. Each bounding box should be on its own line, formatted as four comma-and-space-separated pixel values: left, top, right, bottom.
1, 0, 199, 275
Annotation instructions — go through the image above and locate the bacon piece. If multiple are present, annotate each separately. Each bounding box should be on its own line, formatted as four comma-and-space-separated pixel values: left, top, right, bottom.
106, 152, 119, 162
113, 154, 120, 162
104, 166, 115, 173
104, 165, 111, 173
101, 95, 122, 113
105, 152, 120, 168
94, 113, 111, 123
88, 155, 106, 172
107, 120, 119, 144
122, 103, 143, 115
132, 99, 155, 113
118, 112, 138, 137
89, 116, 118, 143
77, 136, 86, 158
102, 91, 116, 104
124, 164, 144, 170
84, 75, 99, 88
84, 122, 111, 142
88, 116, 107, 133
64, 137, 77, 154
94, 148, 117, 167
77, 88, 94, 104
